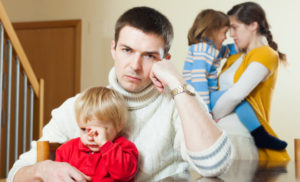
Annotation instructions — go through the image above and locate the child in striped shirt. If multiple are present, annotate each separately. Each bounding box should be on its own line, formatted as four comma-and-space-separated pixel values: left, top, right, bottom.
183, 9, 287, 150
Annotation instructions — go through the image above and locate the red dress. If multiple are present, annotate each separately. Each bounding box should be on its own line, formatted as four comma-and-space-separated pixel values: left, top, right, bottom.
56, 136, 139, 182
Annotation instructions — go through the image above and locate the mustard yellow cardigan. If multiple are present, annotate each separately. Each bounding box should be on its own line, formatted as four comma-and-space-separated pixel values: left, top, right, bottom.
220, 45, 290, 162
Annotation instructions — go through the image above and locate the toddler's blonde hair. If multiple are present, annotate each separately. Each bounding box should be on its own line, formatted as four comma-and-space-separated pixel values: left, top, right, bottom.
75, 87, 128, 132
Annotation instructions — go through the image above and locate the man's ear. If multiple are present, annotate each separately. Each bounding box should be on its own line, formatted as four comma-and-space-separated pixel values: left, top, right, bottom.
165, 53, 171, 60
111, 40, 116, 60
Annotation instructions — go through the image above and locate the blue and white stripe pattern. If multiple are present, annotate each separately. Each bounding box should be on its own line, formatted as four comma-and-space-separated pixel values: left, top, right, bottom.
186, 132, 233, 177
183, 40, 236, 111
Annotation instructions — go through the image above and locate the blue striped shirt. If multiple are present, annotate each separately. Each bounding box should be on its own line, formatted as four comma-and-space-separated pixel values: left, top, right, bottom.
183, 40, 236, 110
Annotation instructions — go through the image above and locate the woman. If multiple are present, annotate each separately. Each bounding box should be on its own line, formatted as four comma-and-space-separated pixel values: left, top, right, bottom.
212, 2, 290, 161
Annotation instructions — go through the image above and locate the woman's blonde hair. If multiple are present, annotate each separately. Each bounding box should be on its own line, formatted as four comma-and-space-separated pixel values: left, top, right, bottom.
75, 87, 128, 132
188, 9, 229, 46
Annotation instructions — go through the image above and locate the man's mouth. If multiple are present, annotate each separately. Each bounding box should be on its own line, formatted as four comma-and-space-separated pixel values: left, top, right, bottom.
125, 74, 142, 82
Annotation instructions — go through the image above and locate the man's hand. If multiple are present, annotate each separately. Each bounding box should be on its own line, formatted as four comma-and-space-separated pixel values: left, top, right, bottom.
14, 160, 91, 182
150, 59, 185, 92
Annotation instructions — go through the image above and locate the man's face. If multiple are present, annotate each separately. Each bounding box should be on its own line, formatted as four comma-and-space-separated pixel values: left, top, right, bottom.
111, 26, 165, 93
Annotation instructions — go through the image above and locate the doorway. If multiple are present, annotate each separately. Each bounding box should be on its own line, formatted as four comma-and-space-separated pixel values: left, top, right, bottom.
13, 19, 81, 127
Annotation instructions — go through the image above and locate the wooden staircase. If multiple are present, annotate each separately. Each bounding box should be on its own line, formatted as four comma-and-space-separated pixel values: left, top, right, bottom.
0, 1, 44, 181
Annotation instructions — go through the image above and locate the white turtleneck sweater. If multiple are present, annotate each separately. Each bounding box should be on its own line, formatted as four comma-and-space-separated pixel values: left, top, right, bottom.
8, 68, 232, 182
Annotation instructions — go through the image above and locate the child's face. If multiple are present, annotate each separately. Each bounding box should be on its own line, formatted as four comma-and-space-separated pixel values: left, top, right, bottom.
213, 26, 229, 50
78, 116, 119, 152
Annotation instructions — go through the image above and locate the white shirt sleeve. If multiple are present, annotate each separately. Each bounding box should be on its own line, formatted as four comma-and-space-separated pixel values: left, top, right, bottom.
212, 62, 270, 120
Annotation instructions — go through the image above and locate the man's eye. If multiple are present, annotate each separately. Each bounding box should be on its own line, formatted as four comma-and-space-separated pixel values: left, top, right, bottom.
122, 48, 131, 52
145, 54, 156, 60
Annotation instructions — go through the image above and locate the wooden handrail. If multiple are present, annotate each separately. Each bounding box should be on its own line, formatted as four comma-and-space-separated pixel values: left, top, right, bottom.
0, 2, 45, 180
39, 79, 45, 137
0, 1, 40, 97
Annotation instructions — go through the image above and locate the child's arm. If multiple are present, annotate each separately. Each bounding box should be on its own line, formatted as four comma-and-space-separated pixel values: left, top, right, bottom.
183, 45, 214, 109
100, 137, 139, 181
219, 44, 239, 58
183, 49, 194, 85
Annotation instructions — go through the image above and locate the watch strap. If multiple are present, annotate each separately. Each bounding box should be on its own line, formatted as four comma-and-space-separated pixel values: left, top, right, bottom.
171, 84, 195, 97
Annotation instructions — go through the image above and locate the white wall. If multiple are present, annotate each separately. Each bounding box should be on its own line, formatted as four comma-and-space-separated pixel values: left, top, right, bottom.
2, 0, 300, 159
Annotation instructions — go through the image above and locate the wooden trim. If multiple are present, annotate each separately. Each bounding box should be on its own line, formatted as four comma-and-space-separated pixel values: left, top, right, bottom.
13, 19, 82, 93
0, 178, 6, 182
37, 141, 49, 162
0, 2, 40, 97
39, 79, 45, 137
13, 19, 81, 30
74, 20, 82, 93
36, 141, 62, 161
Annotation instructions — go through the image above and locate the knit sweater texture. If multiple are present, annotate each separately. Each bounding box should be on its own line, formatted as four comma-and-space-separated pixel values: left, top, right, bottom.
7, 68, 232, 182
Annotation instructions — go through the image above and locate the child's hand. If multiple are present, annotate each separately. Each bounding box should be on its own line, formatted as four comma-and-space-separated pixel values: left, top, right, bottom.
87, 126, 108, 147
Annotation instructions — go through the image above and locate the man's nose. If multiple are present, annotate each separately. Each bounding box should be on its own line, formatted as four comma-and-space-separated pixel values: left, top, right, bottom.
130, 54, 143, 71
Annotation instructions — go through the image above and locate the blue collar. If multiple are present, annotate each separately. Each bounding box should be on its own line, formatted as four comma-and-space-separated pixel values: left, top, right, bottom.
202, 37, 217, 49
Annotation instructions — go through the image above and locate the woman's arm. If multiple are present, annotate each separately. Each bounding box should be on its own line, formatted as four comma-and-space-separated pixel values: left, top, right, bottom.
212, 62, 270, 120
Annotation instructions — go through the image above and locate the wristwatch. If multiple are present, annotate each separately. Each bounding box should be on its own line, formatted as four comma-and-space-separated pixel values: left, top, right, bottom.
171, 83, 196, 98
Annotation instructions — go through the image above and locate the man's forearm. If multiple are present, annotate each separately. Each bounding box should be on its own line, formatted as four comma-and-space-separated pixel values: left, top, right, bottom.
174, 92, 222, 152
150, 60, 222, 151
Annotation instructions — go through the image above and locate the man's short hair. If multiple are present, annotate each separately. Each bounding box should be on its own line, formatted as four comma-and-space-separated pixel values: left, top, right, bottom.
114, 6, 173, 58
75, 87, 128, 131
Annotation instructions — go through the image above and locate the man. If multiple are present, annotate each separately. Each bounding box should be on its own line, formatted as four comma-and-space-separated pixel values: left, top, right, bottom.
8, 6, 232, 182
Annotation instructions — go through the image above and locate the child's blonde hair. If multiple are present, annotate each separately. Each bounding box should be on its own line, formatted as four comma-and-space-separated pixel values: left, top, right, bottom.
75, 87, 128, 132
188, 9, 229, 46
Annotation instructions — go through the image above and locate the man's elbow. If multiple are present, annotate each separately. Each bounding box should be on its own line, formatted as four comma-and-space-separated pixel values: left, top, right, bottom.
189, 135, 233, 177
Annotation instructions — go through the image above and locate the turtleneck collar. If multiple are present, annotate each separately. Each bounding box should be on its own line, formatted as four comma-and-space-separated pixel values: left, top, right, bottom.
108, 67, 160, 111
